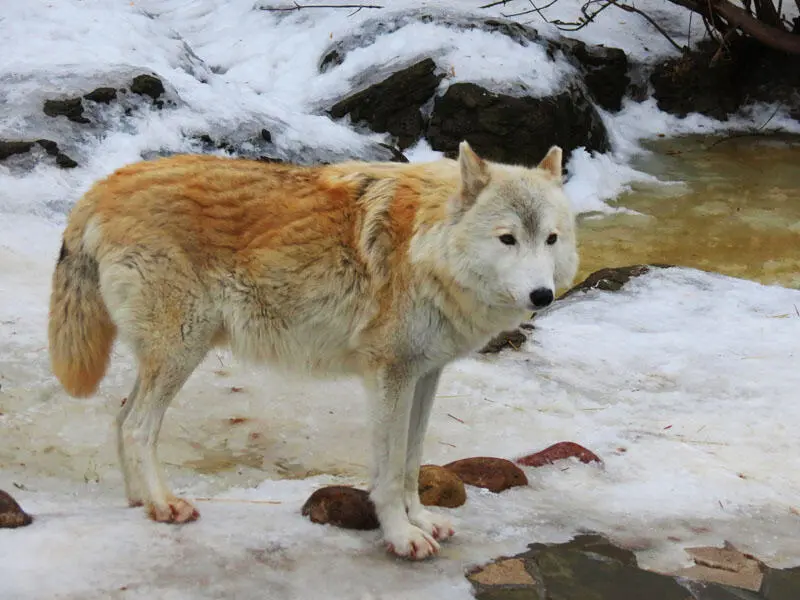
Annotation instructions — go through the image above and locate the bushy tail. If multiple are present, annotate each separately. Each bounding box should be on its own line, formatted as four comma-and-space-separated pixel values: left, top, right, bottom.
48, 240, 117, 397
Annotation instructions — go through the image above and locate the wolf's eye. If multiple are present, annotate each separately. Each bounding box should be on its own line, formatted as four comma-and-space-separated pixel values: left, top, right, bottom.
499, 234, 516, 246
546, 233, 558, 245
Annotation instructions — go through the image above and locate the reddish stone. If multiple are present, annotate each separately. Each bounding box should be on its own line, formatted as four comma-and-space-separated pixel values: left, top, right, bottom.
443, 457, 528, 493
515, 442, 602, 467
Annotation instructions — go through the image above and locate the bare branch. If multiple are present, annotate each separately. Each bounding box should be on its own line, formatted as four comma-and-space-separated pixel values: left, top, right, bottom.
608, 0, 685, 51
259, 2, 383, 11
712, 0, 800, 53
480, 0, 518, 8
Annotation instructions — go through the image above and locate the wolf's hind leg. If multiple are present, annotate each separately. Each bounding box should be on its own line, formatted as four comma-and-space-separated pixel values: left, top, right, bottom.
403, 368, 454, 542
118, 305, 216, 524
117, 376, 145, 507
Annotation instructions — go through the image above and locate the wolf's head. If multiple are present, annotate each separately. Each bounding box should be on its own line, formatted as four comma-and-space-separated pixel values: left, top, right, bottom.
443, 141, 579, 312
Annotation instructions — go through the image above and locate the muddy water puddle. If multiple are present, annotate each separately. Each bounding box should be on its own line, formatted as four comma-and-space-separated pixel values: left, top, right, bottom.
576, 134, 800, 288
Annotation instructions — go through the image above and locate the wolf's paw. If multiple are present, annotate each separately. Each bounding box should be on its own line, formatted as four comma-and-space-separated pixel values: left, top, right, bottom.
146, 497, 200, 524
384, 524, 440, 560
409, 508, 455, 542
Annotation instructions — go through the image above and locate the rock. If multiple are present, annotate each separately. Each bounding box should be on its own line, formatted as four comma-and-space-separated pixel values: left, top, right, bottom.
516, 442, 602, 468
427, 82, 609, 167
479, 329, 528, 354
470, 534, 697, 600
532, 542, 690, 600
318, 12, 544, 75
760, 565, 800, 600
55, 153, 78, 169
0, 141, 35, 160
131, 74, 165, 103
301, 486, 379, 530
681, 580, 764, 599
651, 39, 800, 120
83, 87, 118, 104
443, 457, 527, 493
418, 464, 466, 508
329, 58, 444, 150
0, 489, 33, 528
561, 38, 630, 112
468, 557, 537, 586
525, 534, 639, 568
675, 544, 765, 592
43, 97, 89, 123
559, 264, 673, 300
0, 139, 78, 169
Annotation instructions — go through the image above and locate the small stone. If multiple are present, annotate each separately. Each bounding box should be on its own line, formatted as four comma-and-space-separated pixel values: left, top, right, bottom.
468, 558, 536, 586
43, 98, 89, 123
560, 264, 673, 300
130, 74, 165, 101
55, 153, 78, 169
301, 486, 378, 530
675, 544, 765, 592
0, 489, 33, 528
83, 87, 117, 104
516, 442, 602, 468
479, 329, 527, 354
0, 141, 34, 160
418, 464, 466, 508
444, 457, 527, 493
35, 139, 60, 155
260, 128, 272, 143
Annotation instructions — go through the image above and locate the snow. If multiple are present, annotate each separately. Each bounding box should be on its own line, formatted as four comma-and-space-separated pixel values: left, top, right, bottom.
2, 0, 800, 598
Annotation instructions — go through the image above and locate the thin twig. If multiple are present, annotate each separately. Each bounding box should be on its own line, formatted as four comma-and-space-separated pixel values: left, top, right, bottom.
480, 0, 517, 8
447, 413, 465, 424
608, 0, 685, 51
260, 2, 383, 11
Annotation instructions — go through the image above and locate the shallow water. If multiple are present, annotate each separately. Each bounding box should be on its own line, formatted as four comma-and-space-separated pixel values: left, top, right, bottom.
576, 134, 800, 288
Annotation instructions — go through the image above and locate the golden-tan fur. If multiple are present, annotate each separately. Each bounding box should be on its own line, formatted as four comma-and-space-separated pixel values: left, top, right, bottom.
47, 142, 578, 559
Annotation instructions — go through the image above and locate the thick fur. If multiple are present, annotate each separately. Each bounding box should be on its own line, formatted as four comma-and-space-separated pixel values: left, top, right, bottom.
47, 142, 578, 559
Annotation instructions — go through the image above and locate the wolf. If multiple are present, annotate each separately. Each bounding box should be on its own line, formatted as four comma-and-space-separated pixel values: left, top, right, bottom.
48, 141, 578, 560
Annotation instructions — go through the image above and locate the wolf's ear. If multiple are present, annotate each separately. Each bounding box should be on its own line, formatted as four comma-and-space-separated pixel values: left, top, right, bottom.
537, 146, 563, 182
458, 141, 490, 206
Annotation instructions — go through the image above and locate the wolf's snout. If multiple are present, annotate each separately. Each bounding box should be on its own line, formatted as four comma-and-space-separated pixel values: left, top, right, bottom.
529, 287, 554, 308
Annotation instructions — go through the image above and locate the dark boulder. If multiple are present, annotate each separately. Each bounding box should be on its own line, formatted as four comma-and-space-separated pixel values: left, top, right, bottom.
329, 58, 444, 150
562, 38, 630, 112
427, 82, 609, 167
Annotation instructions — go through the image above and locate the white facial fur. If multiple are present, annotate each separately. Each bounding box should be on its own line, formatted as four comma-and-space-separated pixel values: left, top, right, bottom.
447, 144, 579, 311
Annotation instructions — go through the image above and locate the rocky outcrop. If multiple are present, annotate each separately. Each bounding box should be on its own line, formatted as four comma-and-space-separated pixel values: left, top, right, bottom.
561, 38, 630, 112
329, 58, 444, 150
651, 39, 800, 120
0, 139, 77, 169
427, 82, 609, 167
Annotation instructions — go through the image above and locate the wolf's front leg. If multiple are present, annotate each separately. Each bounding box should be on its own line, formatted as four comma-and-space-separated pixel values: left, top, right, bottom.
366, 365, 440, 560
404, 367, 454, 542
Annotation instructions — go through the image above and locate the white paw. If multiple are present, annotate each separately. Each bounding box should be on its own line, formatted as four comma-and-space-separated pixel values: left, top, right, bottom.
409, 508, 455, 542
384, 524, 440, 560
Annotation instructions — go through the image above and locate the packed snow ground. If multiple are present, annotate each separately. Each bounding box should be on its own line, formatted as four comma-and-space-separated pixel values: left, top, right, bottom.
2, 1, 800, 599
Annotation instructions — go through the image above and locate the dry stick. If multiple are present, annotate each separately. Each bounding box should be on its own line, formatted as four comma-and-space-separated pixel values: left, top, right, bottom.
260, 2, 383, 11
480, 0, 518, 8
607, 0, 685, 51
707, 104, 783, 148
713, 0, 800, 54
502, 0, 560, 19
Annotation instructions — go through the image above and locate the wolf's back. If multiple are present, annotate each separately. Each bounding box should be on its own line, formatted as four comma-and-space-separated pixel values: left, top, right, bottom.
48, 197, 117, 398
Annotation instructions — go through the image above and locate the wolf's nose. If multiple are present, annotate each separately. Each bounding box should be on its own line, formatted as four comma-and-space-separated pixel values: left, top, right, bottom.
530, 287, 554, 308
